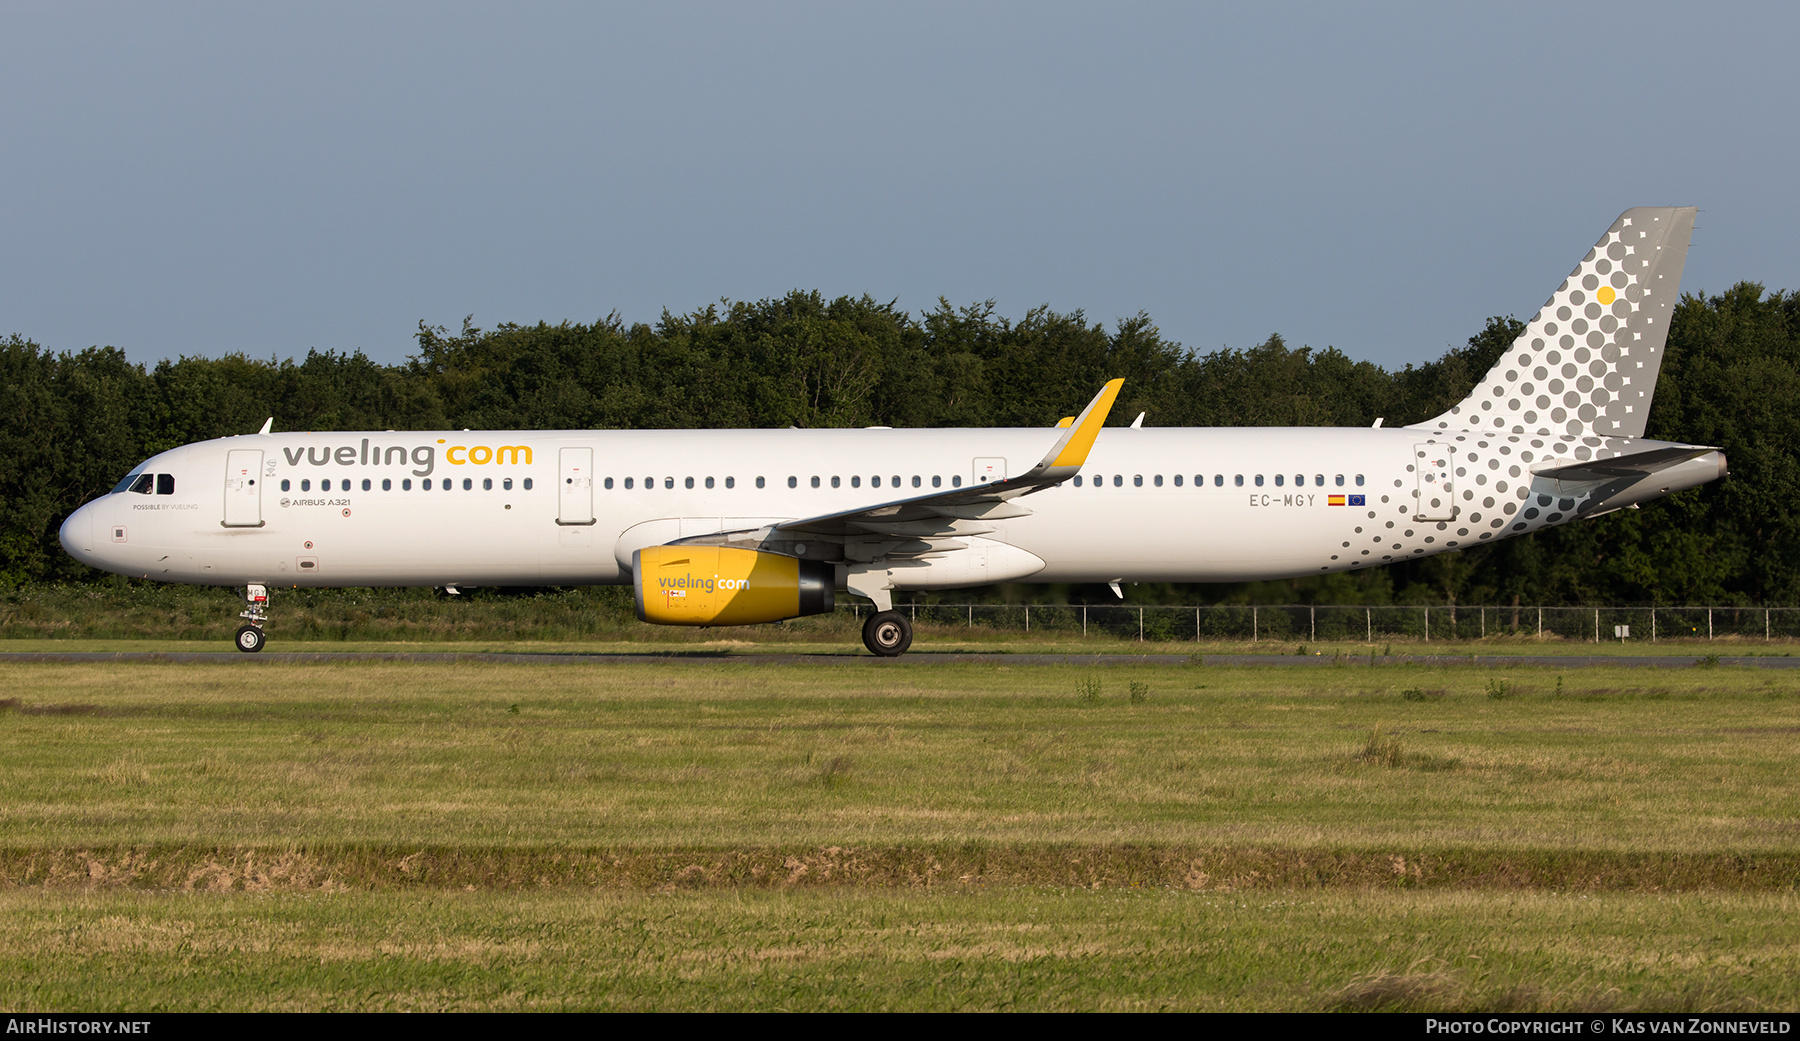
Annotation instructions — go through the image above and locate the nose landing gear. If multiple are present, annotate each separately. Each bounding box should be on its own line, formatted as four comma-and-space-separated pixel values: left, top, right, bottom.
235, 584, 268, 653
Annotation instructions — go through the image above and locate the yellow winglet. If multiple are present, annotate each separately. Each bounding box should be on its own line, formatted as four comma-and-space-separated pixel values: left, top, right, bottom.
1055, 417, 1074, 428
1047, 378, 1124, 469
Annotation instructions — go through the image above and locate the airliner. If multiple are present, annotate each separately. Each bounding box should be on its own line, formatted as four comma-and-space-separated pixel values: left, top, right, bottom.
59, 207, 1725, 656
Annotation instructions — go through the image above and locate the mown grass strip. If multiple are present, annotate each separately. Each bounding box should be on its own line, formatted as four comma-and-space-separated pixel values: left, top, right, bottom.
7, 844, 1799, 893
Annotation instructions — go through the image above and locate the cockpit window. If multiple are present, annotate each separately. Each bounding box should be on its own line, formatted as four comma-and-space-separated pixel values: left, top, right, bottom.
126, 474, 155, 495
111, 470, 149, 494
156, 474, 175, 495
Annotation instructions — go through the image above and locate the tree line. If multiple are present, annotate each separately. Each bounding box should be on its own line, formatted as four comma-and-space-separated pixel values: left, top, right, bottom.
2, 285, 1795, 604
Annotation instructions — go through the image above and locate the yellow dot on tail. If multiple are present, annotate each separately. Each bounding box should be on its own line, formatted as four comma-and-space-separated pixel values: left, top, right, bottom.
1598, 286, 1616, 305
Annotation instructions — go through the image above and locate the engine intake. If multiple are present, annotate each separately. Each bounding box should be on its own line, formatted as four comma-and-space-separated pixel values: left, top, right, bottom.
633, 546, 833, 625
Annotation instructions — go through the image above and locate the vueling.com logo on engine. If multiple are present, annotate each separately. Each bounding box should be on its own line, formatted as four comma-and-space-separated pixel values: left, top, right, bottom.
659, 573, 751, 595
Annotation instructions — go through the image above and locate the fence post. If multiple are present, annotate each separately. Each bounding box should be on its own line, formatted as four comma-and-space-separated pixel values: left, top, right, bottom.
1025, 605, 1030, 633
1424, 606, 1429, 642
968, 604, 972, 628
1767, 608, 1771, 641
1139, 607, 1144, 642
1196, 606, 1200, 642
1083, 605, 1087, 637
1480, 607, 1485, 638
1652, 608, 1656, 643
1538, 607, 1542, 639
1709, 608, 1713, 641
1595, 607, 1600, 644
1310, 606, 1316, 643
1366, 607, 1372, 642
911, 603, 915, 622
1253, 606, 1258, 643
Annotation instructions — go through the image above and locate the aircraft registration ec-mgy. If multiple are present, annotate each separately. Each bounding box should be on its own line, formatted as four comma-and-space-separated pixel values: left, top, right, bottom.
60, 208, 1726, 656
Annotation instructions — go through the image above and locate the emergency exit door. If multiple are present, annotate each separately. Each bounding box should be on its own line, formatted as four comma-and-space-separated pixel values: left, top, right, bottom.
558, 447, 595, 525
223, 449, 264, 527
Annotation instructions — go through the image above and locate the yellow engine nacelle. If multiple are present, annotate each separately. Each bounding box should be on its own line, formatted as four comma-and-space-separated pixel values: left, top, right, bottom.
633, 545, 834, 626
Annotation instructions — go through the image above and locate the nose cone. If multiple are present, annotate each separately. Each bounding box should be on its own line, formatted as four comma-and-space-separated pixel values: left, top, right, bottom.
59, 501, 100, 568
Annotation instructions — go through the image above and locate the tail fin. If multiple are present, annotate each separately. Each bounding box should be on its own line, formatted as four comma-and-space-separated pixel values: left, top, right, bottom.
1410, 207, 1696, 439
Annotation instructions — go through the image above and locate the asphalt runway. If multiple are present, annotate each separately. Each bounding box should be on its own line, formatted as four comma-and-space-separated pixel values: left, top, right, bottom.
2, 651, 1796, 668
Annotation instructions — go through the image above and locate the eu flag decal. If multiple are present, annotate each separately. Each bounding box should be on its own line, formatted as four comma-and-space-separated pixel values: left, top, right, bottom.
1348, 494, 1366, 506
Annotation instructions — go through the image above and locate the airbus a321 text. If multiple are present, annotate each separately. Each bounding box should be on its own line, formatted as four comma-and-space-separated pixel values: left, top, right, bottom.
61, 208, 1726, 656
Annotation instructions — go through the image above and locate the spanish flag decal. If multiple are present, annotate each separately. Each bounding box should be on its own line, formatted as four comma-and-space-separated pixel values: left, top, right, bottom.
1328, 495, 1346, 506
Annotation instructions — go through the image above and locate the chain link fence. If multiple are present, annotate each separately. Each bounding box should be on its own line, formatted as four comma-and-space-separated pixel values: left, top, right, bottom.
840, 603, 1800, 643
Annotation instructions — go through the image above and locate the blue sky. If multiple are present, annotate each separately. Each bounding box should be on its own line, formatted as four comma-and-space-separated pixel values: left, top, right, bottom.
3, 1, 1795, 371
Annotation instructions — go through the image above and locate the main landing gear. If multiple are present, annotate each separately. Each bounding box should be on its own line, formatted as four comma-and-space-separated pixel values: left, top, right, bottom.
861, 610, 912, 657
235, 583, 268, 653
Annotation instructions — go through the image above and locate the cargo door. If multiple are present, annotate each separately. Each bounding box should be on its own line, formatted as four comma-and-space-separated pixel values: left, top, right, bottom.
1412, 444, 1457, 521
558, 447, 595, 525
223, 449, 264, 527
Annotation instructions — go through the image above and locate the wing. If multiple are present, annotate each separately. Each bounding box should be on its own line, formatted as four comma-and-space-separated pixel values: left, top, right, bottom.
769, 378, 1123, 538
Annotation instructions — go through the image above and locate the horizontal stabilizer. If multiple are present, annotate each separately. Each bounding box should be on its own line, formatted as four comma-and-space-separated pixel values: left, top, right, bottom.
1532, 445, 1719, 483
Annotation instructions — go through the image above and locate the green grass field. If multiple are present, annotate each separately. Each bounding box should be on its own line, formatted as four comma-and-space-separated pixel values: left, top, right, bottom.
2, 657, 1797, 1010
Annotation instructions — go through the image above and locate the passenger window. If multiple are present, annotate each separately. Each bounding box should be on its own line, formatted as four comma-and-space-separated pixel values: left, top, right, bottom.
603, 477, 613, 489
1133, 475, 1143, 487
462, 478, 472, 491
1173, 475, 1182, 487
756, 477, 765, 488
705, 477, 714, 489
664, 477, 673, 489
952, 475, 961, 487
912, 476, 921, 488
301, 479, 312, 492
1254, 475, 1263, 487
1315, 474, 1324, 486
280, 479, 291, 492
421, 479, 430, 490
523, 478, 532, 490
482, 478, 492, 490
1335, 474, 1345, 487
362, 479, 372, 491
831, 476, 840, 488
725, 477, 734, 489
1355, 475, 1364, 486
624, 477, 634, 489
685, 477, 694, 489
1154, 475, 1163, 487
811, 476, 820, 489
1294, 474, 1304, 486
156, 474, 175, 495
382, 478, 391, 491
503, 478, 512, 490
1112, 475, 1122, 487
872, 476, 881, 488
1275, 475, 1284, 487
402, 479, 412, 491
932, 475, 941, 488
892, 475, 902, 487
851, 476, 861, 488
788, 476, 798, 489
1215, 475, 1224, 487
1073, 476, 1083, 487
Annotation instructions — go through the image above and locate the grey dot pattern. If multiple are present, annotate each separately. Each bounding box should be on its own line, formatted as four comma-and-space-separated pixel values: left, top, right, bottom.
1413, 208, 1696, 440
1324, 429, 1648, 574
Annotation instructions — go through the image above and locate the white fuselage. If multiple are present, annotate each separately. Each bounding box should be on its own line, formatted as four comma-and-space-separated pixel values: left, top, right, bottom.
59, 425, 1725, 591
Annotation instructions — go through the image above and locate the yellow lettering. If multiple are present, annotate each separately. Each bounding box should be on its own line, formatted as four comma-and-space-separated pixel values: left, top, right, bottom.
496, 445, 532, 465
469, 446, 492, 464
447, 446, 467, 464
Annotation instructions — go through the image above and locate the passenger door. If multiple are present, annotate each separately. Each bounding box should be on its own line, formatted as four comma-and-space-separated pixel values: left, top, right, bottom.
558, 447, 595, 525
223, 449, 263, 527
1412, 444, 1457, 521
